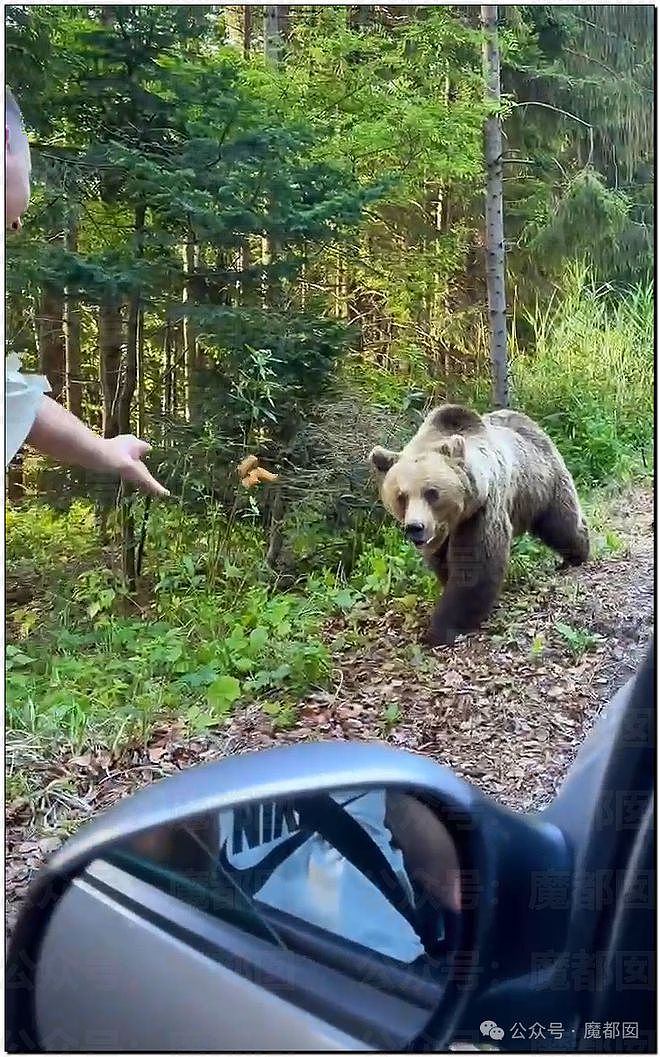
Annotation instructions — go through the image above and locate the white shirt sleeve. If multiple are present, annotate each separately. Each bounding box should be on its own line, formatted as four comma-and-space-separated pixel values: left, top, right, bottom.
5, 353, 51, 467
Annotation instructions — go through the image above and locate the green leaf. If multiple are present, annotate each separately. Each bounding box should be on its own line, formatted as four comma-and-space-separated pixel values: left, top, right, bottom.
185, 705, 219, 734
180, 665, 219, 688
249, 626, 269, 651
206, 675, 242, 713
383, 703, 401, 726
5, 645, 35, 669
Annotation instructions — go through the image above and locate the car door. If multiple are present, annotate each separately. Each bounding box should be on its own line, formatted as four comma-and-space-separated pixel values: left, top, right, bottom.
31, 802, 451, 1052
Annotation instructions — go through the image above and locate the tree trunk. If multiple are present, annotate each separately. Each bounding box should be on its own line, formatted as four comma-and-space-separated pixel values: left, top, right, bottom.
263, 5, 289, 64
161, 321, 173, 442
99, 301, 124, 438
182, 242, 192, 422
265, 486, 285, 569
225, 5, 253, 56
349, 5, 371, 29
260, 3, 290, 561
182, 237, 203, 419
64, 214, 83, 417
38, 286, 66, 401
117, 204, 145, 434
243, 4, 252, 57
120, 299, 139, 435
481, 4, 509, 409
64, 300, 83, 416
262, 6, 288, 307
172, 323, 180, 418
120, 492, 137, 595
137, 299, 145, 437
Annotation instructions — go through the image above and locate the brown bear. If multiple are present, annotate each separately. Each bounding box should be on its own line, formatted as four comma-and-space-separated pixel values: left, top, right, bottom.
369, 403, 589, 646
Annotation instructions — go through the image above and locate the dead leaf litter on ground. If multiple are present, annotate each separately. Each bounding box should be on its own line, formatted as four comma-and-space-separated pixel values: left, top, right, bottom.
5, 486, 654, 937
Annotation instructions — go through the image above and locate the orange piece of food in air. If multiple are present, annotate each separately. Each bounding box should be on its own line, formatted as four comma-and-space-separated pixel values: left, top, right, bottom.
237, 454, 259, 479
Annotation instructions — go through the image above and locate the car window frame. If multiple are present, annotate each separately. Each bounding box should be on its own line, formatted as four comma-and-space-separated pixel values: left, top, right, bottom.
456, 641, 655, 1050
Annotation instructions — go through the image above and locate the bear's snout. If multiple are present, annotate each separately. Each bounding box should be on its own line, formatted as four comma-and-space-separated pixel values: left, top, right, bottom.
404, 521, 428, 546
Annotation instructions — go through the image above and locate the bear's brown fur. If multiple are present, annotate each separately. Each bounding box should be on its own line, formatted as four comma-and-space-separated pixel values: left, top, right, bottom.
369, 404, 589, 646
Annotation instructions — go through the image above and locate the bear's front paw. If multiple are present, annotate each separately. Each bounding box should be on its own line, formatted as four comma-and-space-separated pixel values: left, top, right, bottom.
423, 621, 457, 648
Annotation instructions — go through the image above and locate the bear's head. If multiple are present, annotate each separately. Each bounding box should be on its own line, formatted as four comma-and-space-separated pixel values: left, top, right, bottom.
369, 434, 470, 551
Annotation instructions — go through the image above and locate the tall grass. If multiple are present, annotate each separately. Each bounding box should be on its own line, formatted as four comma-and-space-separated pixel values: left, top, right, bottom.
510, 266, 654, 485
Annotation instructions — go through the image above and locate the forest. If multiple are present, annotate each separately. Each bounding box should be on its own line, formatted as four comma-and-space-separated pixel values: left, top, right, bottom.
5, 5, 654, 872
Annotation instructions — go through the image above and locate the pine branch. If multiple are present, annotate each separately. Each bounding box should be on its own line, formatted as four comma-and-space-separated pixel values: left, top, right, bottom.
514, 100, 595, 168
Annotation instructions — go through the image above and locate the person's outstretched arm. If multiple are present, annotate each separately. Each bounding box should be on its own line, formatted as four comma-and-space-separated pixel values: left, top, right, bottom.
26, 395, 169, 498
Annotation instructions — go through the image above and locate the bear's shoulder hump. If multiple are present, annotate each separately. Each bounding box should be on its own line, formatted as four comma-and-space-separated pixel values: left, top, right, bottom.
425, 404, 484, 435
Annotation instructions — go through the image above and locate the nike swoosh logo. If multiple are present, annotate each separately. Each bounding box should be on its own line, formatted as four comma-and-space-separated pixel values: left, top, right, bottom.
217, 830, 308, 897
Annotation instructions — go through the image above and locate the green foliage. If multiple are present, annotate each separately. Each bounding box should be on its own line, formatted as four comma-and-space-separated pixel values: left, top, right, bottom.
510, 266, 654, 485
4, 5, 654, 768
352, 526, 437, 603
527, 171, 652, 288
508, 536, 556, 584
5, 4, 377, 466
381, 702, 402, 733
6, 500, 97, 566
6, 502, 335, 747
6, 3, 653, 438
186, 312, 352, 445
502, 4, 653, 290
554, 622, 602, 658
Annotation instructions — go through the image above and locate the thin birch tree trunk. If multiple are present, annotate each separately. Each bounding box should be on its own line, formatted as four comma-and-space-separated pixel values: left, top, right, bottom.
481, 4, 509, 409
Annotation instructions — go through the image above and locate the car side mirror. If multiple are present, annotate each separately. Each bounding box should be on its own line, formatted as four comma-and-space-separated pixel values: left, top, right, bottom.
6, 740, 572, 1052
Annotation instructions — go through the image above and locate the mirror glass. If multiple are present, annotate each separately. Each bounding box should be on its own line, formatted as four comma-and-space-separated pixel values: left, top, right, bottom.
105, 785, 462, 976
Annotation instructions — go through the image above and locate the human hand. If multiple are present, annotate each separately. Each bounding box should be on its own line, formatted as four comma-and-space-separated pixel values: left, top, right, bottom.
102, 435, 170, 498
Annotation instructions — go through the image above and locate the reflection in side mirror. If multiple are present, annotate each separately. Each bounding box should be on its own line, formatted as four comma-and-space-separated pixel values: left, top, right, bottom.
115, 785, 463, 968
27, 782, 469, 1053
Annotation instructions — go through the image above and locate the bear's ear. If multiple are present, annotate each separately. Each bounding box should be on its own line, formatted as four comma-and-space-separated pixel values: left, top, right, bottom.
369, 446, 399, 475
438, 434, 466, 461
428, 404, 482, 434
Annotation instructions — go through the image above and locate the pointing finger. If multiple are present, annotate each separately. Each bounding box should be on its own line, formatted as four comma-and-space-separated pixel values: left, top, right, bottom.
122, 460, 170, 498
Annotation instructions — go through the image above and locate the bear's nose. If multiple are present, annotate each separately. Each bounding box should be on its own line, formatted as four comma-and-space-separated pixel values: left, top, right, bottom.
404, 521, 426, 544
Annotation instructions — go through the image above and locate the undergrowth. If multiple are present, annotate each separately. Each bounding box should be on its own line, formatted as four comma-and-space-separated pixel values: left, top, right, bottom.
5, 487, 626, 759
5, 504, 425, 752
5, 272, 652, 762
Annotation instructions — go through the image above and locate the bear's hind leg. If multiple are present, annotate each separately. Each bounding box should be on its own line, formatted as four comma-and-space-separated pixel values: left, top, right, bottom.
533, 501, 589, 567
426, 510, 511, 646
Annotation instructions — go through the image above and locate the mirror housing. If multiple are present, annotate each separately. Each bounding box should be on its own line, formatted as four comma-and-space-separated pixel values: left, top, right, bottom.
7, 740, 571, 1052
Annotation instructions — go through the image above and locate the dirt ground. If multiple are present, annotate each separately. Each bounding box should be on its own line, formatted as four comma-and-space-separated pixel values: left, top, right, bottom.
5, 485, 654, 936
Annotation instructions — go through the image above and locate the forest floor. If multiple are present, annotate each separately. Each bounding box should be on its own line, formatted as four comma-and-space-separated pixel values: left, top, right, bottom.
6, 484, 654, 936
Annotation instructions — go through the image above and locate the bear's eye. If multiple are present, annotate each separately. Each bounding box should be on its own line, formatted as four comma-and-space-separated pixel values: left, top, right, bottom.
396, 492, 407, 514
423, 487, 439, 504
